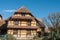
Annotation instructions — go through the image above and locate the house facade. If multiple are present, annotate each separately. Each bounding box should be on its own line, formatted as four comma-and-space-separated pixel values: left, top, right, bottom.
0, 6, 45, 40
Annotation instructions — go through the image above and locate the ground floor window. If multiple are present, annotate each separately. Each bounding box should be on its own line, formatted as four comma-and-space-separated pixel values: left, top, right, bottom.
13, 30, 18, 35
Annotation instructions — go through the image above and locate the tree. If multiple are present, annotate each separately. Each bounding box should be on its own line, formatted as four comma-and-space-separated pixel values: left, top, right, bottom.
0, 35, 6, 40
0, 34, 16, 40
43, 12, 60, 40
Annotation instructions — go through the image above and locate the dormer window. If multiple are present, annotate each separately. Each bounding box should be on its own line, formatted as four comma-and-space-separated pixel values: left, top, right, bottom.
21, 13, 25, 16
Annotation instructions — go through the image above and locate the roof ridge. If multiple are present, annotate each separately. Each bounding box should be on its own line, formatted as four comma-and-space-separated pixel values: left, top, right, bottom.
16, 6, 30, 13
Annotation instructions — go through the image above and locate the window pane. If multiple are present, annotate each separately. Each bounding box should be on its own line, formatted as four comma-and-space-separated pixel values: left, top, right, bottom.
13, 30, 18, 35
26, 30, 31, 35
21, 13, 25, 16
14, 21, 19, 25
27, 21, 31, 26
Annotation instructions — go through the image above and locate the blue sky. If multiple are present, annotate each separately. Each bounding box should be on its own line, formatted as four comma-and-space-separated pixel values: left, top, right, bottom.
0, 0, 60, 19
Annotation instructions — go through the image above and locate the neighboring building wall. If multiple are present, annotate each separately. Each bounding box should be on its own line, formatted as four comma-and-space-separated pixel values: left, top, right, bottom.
0, 17, 2, 20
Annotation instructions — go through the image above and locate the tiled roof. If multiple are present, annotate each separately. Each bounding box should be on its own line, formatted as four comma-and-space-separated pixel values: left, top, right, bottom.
0, 20, 6, 26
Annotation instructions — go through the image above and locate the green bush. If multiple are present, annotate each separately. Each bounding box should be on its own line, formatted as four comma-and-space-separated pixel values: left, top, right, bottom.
6, 34, 16, 40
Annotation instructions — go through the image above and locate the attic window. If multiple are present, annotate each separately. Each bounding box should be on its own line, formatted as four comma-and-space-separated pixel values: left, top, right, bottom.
21, 13, 25, 16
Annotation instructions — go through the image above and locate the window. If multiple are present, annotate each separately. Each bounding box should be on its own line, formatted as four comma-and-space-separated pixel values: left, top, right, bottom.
14, 21, 19, 25
13, 30, 18, 35
21, 13, 25, 16
26, 30, 31, 35
27, 21, 31, 26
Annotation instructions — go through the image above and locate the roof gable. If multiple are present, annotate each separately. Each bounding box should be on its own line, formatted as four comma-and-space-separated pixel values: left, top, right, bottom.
16, 6, 30, 13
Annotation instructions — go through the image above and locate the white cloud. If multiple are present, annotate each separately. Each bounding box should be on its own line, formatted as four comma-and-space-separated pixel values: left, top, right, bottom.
3, 10, 16, 12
